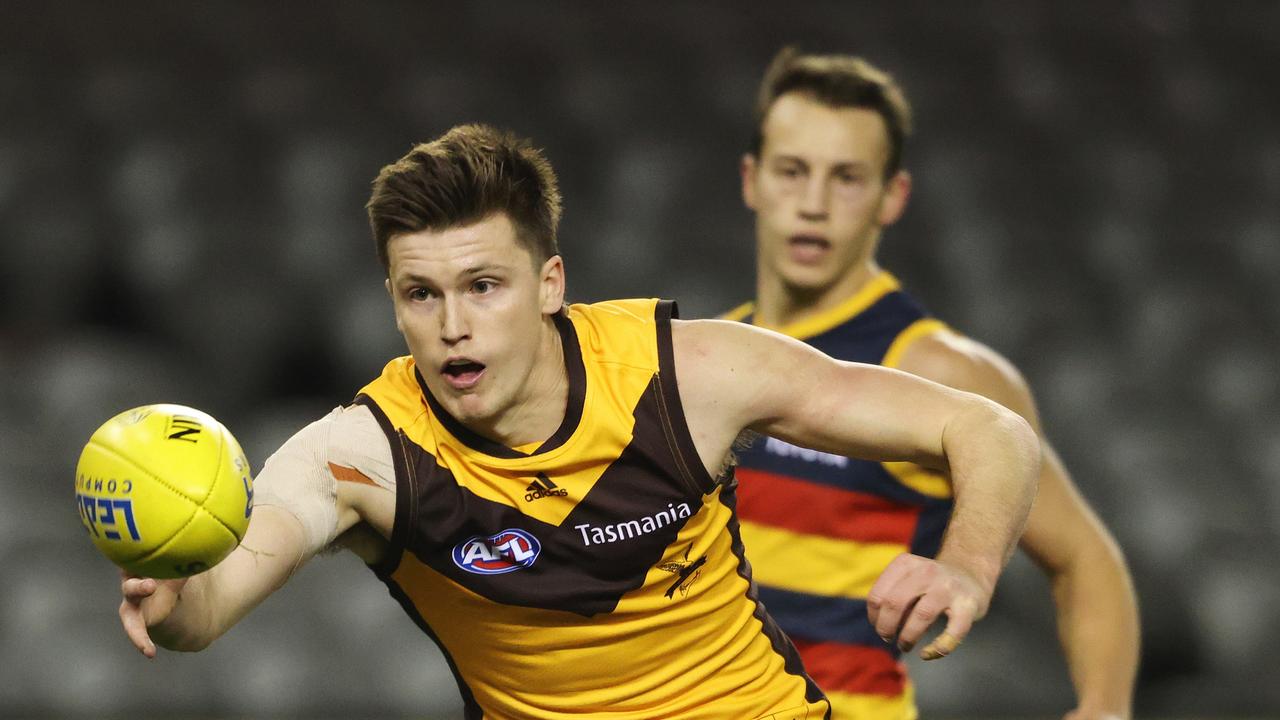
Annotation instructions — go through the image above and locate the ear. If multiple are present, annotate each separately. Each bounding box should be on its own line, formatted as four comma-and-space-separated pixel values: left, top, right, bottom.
385, 278, 404, 333
538, 255, 566, 315
877, 170, 912, 227
740, 154, 759, 210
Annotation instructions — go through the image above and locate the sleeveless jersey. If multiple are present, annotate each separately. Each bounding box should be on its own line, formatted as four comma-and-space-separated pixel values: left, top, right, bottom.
723, 274, 954, 720
355, 299, 830, 720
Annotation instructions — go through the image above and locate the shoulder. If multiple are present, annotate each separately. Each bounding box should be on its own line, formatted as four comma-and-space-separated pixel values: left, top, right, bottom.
260, 404, 394, 491
326, 404, 396, 490
894, 328, 1039, 424
672, 317, 810, 363
569, 299, 669, 365
670, 318, 827, 399
568, 299, 667, 335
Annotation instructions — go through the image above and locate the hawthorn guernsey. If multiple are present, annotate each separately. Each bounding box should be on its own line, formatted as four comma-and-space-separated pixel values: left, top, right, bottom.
574, 502, 694, 546
348, 299, 832, 719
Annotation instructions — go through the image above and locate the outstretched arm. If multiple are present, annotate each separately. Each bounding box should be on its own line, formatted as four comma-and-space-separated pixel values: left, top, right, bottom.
896, 331, 1139, 718
120, 505, 309, 655
671, 318, 1040, 660
118, 408, 369, 655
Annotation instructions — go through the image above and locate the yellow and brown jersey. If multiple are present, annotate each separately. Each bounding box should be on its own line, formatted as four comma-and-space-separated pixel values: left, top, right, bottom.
356, 299, 830, 720
724, 274, 954, 720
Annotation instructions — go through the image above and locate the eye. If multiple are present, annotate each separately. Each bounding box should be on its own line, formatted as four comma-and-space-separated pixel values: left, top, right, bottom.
471, 279, 497, 294
778, 165, 802, 179
408, 287, 434, 301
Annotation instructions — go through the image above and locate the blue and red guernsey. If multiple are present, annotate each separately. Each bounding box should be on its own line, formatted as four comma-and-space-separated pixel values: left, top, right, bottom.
723, 273, 954, 720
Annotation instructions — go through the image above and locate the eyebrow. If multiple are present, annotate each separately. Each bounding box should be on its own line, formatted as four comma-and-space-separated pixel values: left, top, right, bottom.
395, 264, 506, 286
395, 272, 434, 287
461, 263, 506, 276
773, 155, 872, 173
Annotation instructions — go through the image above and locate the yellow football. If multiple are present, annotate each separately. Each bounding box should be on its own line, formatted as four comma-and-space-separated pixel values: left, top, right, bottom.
75, 404, 253, 579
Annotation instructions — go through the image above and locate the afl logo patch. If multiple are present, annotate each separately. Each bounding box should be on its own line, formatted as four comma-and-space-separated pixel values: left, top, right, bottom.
452, 528, 541, 575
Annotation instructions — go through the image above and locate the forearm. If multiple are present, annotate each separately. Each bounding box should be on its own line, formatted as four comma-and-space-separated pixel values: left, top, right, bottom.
1052, 540, 1140, 716
151, 507, 310, 651
936, 401, 1040, 592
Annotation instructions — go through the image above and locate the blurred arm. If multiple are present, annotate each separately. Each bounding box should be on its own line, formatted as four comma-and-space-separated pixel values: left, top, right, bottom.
672, 319, 1040, 657
896, 331, 1139, 717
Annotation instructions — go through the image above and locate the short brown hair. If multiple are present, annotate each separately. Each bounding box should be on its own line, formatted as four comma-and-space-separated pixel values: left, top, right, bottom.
750, 47, 914, 180
366, 124, 563, 271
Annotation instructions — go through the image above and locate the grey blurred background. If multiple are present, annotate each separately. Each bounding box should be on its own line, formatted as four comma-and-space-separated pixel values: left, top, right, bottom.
2, 1, 1278, 718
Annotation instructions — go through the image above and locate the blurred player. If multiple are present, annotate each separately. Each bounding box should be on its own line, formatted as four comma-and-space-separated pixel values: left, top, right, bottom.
726, 48, 1139, 719
116, 124, 1040, 719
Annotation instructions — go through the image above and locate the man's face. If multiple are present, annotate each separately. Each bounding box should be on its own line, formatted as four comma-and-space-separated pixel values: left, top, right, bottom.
385, 213, 564, 428
743, 92, 910, 295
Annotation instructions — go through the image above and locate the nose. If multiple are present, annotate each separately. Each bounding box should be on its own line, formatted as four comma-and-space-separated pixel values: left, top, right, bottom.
798, 175, 829, 221
439, 295, 471, 345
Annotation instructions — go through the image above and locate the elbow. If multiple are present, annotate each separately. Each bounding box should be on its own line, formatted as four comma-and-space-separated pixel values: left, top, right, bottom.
985, 400, 1040, 481
998, 399, 1039, 497
1005, 406, 1041, 477
958, 397, 1042, 492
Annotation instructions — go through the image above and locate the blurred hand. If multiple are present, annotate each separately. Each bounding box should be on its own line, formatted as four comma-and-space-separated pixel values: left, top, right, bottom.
118, 570, 188, 658
1064, 709, 1127, 720
865, 553, 989, 660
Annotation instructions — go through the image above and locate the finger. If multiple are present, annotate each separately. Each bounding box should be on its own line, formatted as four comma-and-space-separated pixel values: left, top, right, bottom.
866, 554, 915, 630
871, 577, 926, 644
118, 598, 157, 658
121, 577, 158, 602
895, 594, 947, 652
920, 597, 977, 660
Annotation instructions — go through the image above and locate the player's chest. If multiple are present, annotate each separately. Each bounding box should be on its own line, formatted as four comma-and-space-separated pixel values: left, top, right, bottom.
397, 446, 706, 615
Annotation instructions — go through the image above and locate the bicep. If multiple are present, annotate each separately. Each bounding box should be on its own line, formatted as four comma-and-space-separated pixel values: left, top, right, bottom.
753, 354, 980, 468
675, 319, 977, 469
252, 408, 359, 555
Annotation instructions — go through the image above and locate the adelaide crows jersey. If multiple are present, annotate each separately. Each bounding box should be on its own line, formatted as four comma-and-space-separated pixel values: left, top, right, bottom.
356, 299, 830, 720
724, 274, 954, 720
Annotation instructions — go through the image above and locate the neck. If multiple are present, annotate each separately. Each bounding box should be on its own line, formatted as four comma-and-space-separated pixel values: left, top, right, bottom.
754, 258, 884, 330
479, 316, 569, 448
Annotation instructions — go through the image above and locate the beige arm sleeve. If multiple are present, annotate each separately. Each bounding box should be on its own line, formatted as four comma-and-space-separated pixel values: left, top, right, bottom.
252, 404, 394, 555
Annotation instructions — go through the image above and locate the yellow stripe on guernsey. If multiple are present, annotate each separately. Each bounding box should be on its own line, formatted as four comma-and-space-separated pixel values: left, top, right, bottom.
826, 683, 918, 720
720, 300, 754, 323
741, 272, 900, 340
738, 520, 904, 600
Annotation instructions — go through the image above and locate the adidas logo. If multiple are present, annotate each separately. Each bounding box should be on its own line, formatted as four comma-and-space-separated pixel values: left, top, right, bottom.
524, 473, 568, 502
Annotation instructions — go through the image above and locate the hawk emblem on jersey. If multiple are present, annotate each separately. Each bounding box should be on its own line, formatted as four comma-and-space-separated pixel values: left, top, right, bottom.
452, 528, 542, 575
658, 545, 706, 598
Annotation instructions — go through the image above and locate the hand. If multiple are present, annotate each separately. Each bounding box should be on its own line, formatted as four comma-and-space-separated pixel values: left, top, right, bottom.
118, 570, 188, 658
1064, 709, 1127, 720
866, 553, 990, 660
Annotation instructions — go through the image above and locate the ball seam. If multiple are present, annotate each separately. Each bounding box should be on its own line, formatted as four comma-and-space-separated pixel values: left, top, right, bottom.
87, 437, 242, 553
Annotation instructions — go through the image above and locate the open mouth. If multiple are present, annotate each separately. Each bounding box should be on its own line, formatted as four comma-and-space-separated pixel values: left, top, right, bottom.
787, 234, 831, 264
442, 358, 486, 389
